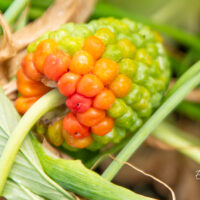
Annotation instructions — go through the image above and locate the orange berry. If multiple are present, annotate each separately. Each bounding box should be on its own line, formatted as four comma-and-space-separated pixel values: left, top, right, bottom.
92, 117, 114, 136
15, 96, 40, 114
93, 89, 115, 110
93, 58, 119, 85
22, 53, 42, 81
69, 50, 94, 75
62, 131, 93, 149
77, 74, 104, 97
58, 72, 81, 97
17, 69, 50, 97
44, 50, 71, 81
33, 39, 57, 73
83, 36, 105, 60
76, 107, 106, 127
109, 74, 132, 97
63, 112, 90, 139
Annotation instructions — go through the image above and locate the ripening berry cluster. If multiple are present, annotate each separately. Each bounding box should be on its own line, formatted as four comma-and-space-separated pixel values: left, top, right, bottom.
16, 18, 170, 151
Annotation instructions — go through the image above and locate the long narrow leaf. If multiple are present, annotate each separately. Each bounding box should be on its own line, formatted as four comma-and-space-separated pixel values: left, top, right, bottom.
152, 122, 200, 164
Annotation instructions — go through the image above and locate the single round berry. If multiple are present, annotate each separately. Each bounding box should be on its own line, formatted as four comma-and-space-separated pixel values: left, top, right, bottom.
62, 131, 93, 148
15, 96, 40, 115
69, 50, 94, 75
83, 36, 105, 60
43, 50, 71, 81
66, 93, 92, 113
22, 53, 42, 81
63, 112, 90, 139
58, 72, 81, 97
76, 107, 105, 127
93, 89, 115, 110
92, 117, 114, 136
109, 74, 132, 97
17, 69, 50, 97
93, 58, 119, 85
77, 74, 104, 97
33, 39, 57, 73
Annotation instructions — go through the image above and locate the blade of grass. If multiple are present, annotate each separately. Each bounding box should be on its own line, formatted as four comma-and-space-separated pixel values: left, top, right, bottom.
0, 89, 65, 194
176, 101, 200, 121
102, 61, 200, 180
152, 122, 200, 163
3, 0, 29, 25
14, 4, 29, 31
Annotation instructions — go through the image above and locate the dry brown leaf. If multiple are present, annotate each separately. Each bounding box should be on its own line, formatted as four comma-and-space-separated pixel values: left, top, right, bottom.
73, 0, 97, 23
0, 63, 8, 86
0, 14, 17, 62
7, 49, 26, 79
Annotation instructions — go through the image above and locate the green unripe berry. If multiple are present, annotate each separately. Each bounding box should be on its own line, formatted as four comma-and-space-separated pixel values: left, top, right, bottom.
47, 120, 64, 147
95, 28, 116, 45
49, 29, 70, 41
92, 128, 117, 145
58, 36, 84, 55
117, 39, 136, 59
115, 106, 135, 129
72, 24, 92, 37
108, 99, 128, 118
102, 44, 123, 62
135, 48, 152, 65
119, 58, 137, 79
113, 127, 126, 144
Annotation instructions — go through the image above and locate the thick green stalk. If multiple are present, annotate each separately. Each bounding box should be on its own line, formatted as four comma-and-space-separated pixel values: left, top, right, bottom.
0, 89, 65, 194
3, 0, 29, 25
92, 1, 200, 51
102, 61, 200, 180
152, 122, 200, 163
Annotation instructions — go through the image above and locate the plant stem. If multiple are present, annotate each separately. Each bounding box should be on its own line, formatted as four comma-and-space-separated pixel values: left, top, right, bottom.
152, 122, 200, 163
0, 89, 65, 194
14, 5, 29, 31
92, 1, 200, 52
102, 61, 200, 181
3, 0, 29, 25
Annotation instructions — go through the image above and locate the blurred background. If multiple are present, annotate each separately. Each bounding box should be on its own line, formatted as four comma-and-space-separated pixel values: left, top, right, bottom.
1, 0, 200, 199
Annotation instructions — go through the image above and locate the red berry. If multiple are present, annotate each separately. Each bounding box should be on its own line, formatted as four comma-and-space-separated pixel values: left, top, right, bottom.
63, 112, 90, 139
66, 93, 92, 113
44, 51, 71, 81
77, 74, 104, 97
58, 72, 81, 97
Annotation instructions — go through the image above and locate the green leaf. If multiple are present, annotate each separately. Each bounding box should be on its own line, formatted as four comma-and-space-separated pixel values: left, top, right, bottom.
3, 179, 44, 200
32, 134, 155, 200
0, 88, 75, 199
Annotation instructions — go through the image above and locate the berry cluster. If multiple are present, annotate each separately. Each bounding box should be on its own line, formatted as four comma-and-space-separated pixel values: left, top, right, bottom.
15, 18, 170, 150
